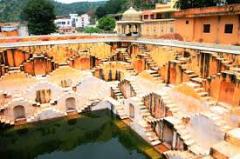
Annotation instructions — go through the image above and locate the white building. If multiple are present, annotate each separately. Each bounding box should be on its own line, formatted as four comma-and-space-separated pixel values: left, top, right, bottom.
55, 13, 91, 29
0, 23, 28, 37
54, 18, 72, 28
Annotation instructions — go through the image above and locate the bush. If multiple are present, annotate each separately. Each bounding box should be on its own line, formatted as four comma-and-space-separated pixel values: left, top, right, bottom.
83, 27, 102, 33
97, 16, 116, 32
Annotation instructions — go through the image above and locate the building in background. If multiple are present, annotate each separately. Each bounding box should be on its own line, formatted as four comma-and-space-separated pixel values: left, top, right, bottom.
55, 13, 91, 34
173, 4, 240, 45
117, 0, 240, 45
141, 1, 177, 38
0, 23, 29, 37
116, 0, 178, 38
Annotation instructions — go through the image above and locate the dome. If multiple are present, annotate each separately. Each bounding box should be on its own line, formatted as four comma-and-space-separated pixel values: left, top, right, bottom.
121, 7, 142, 21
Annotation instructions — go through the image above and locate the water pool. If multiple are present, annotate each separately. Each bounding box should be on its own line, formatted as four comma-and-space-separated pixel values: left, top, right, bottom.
0, 110, 162, 159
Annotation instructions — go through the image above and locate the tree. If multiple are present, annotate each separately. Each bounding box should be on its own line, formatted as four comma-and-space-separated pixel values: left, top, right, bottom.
84, 27, 102, 33
175, 0, 222, 9
22, 0, 56, 35
97, 16, 116, 32
95, 6, 107, 19
95, 0, 163, 19
226, 0, 240, 4
95, 0, 128, 19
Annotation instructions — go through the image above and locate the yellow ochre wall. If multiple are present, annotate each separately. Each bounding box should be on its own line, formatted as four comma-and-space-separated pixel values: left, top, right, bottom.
175, 15, 240, 45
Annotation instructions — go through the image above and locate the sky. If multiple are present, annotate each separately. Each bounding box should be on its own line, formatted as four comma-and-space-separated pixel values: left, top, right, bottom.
55, 0, 107, 3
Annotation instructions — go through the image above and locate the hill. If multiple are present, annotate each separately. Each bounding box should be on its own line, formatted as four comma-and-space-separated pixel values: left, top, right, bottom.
95, 0, 162, 18
0, 0, 106, 22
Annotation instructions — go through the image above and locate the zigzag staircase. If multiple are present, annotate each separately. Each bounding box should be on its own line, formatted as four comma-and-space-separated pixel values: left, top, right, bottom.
110, 82, 128, 119
159, 92, 208, 156
134, 97, 161, 146
127, 78, 161, 146
164, 150, 197, 159
173, 57, 217, 107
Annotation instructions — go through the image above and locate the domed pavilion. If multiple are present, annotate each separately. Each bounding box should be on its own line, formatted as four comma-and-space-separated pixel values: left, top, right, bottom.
117, 7, 142, 37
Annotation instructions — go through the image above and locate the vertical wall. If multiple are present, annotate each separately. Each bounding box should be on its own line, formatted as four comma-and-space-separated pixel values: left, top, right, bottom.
175, 15, 240, 45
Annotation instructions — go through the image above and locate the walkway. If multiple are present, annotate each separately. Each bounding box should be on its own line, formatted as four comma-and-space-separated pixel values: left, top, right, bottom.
1, 36, 240, 54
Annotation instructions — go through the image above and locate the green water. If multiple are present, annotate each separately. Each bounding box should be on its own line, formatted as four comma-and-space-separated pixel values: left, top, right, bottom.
0, 110, 162, 159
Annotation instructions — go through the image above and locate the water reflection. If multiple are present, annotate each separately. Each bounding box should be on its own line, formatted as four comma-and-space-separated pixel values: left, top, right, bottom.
0, 110, 161, 159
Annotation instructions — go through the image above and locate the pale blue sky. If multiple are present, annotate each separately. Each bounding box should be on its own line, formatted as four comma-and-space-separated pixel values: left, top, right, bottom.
55, 0, 107, 3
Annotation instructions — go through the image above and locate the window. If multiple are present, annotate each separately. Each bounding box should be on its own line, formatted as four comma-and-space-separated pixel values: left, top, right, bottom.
203, 24, 211, 33
186, 20, 189, 24
163, 12, 171, 19
150, 14, 154, 19
156, 13, 162, 19
225, 24, 233, 34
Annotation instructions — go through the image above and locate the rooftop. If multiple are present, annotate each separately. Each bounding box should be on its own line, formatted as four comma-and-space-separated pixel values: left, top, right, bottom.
120, 7, 142, 22
174, 4, 240, 18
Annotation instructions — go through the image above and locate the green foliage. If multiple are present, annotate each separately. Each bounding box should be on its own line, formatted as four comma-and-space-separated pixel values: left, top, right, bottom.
95, 0, 128, 19
175, 0, 223, 9
0, 0, 29, 22
22, 0, 56, 35
84, 27, 102, 33
95, 6, 108, 19
134, 0, 161, 10
226, 0, 240, 4
53, 1, 106, 17
95, 0, 161, 19
0, 0, 106, 22
97, 16, 116, 31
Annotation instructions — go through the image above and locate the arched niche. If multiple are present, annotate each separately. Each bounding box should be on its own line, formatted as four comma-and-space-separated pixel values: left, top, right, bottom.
65, 97, 76, 111
13, 105, 26, 120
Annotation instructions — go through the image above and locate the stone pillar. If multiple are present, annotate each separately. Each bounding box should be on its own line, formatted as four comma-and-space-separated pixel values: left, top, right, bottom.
172, 131, 177, 150
232, 81, 240, 106
7, 49, 14, 67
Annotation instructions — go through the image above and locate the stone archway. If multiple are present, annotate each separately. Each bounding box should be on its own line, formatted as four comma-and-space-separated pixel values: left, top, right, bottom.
13, 105, 26, 120
162, 122, 174, 149
183, 51, 191, 58
129, 104, 135, 119
65, 97, 76, 111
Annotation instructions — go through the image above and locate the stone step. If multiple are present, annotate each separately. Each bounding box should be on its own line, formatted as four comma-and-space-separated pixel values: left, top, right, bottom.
142, 112, 151, 116
170, 107, 180, 112
207, 100, 217, 106
198, 92, 208, 97
202, 96, 212, 101
186, 81, 201, 88
184, 70, 194, 74
175, 124, 185, 130
140, 109, 149, 113
188, 74, 198, 78
190, 77, 205, 84
151, 73, 160, 77
148, 135, 159, 141
194, 87, 205, 92
221, 125, 232, 132
189, 144, 206, 155
150, 140, 161, 146
177, 128, 188, 134
184, 138, 195, 146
